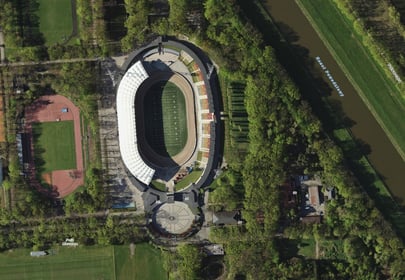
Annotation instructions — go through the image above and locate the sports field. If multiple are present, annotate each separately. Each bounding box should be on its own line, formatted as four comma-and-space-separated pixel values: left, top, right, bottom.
115, 243, 167, 280
0, 246, 114, 280
144, 81, 187, 157
37, 0, 73, 45
32, 121, 76, 172
297, 0, 405, 160
0, 244, 166, 280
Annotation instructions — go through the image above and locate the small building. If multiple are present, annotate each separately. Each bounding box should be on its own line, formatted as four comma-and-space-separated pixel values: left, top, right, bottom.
30, 251, 47, 257
308, 185, 320, 207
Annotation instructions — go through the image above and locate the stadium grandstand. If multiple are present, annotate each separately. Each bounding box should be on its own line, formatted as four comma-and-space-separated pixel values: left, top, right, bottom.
116, 61, 155, 185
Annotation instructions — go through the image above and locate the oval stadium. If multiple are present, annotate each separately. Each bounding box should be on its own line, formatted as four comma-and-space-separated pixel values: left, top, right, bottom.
116, 38, 219, 197
116, 38, 220, 237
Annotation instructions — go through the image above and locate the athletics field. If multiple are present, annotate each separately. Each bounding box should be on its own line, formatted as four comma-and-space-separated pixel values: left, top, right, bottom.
144, 81, 187, 157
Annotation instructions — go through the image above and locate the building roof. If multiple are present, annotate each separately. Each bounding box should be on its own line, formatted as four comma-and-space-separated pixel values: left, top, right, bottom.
116, 61, 155, 185
213, 211, 241, 225
308, 185, 320, 206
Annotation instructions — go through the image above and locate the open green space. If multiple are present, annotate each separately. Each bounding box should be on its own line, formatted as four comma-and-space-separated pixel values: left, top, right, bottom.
297, 0, 405, 160
0, 244, 166, 280
298, 238, 316, 259
144, 81, 187, 157
32, 121, 76, 173
174, 170, 203, 191
115, 243, 167, 280
0, 246, 114, 280
37, 0, 73, 45
151, 180, 167, 192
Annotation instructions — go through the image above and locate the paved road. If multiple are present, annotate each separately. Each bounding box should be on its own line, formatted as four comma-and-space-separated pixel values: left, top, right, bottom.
0, 27, 5, 63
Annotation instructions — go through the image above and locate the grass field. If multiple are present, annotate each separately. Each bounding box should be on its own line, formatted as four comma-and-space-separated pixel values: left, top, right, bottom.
0, 246, 114, 280
297, 0, 405, 160
32, 121, 76, 172
174, 170, 203, 191
144, 81, 187, 157
115, 243, 167, 280
0, 244, 166, 280
37, 0, 73, 45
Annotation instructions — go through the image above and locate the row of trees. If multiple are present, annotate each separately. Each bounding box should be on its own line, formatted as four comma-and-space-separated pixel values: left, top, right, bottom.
0, 214, 147, 251
333, 0, 405, 91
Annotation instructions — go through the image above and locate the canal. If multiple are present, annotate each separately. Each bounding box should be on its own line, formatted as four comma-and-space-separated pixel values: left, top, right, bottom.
263, 0, 405, 202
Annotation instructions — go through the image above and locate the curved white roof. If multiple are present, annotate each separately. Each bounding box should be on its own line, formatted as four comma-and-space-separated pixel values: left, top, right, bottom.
117, 61, 155, 185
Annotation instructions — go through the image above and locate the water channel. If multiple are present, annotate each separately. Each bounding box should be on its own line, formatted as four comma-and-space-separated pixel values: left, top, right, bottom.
264, 0, 405, 203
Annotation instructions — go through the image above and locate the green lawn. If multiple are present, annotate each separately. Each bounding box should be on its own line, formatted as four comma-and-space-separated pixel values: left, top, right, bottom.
151, 180, 167, 191
298, 238, 316, 259
32, 121, 76, 173
174, 170, 203, 191
115, 244, 167, 280
37, 0, 73, 45
0, 244, 167, 280
144, 81, 187, 157
297, 0, 405, 160
0, 246, 115, 280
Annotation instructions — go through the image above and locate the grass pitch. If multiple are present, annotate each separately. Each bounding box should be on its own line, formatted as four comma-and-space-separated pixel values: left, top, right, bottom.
0, 244, 166, 280
144, 81, 187, 157
37, 0, 73, 45
115, 243, 167, 280
297, 0, 405, 160
32, 121, 76, 173
0, 247, 114, 280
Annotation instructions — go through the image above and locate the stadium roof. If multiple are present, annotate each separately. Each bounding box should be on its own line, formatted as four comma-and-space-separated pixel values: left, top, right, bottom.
116, 61, 155, 185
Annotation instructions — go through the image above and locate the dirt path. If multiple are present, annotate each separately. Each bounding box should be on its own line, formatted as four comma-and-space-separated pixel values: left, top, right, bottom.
130, 243, 135, 259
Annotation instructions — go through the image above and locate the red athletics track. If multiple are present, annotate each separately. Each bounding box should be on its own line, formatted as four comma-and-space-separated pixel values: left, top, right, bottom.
25, 95, 84, 198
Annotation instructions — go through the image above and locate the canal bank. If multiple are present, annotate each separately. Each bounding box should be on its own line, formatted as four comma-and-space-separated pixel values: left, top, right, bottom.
258, 0, 405, 203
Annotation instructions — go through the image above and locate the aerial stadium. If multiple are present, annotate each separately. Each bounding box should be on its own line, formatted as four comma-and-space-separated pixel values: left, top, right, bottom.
116, 37, 220, 236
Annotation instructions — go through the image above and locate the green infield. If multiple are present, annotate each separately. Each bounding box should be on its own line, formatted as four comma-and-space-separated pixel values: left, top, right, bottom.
115, 243, 167, 280
297, 0, 405, 160
144, 81, 187, 157
32, 121, 76, 173
37, 0, 73, 45
0, 246, 114, 280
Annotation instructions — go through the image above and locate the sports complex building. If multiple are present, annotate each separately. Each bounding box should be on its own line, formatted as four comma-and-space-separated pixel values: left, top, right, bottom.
116, 37, 221, 237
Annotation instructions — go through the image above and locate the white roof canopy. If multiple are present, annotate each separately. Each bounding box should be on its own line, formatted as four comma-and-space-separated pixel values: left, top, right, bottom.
116, 61, 155, 185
